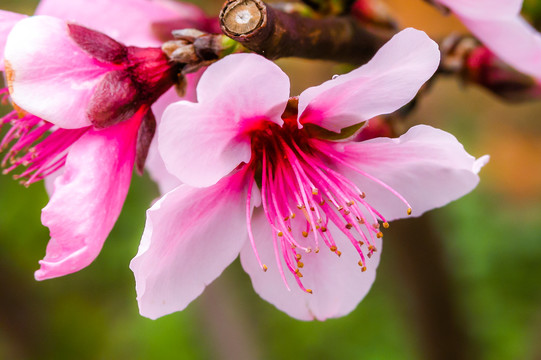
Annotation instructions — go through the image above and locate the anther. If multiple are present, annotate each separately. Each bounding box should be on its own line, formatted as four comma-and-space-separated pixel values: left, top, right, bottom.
336, 251, 342, 257
407, 208, 412, 215
302, 231, 309, 237
361, 266, 367, 272
315, 247, 320, 253
368, 245, 377, 252
358, 260, 364, 267
291, 213, 296, 219
330, 245, 337, 252
263, 264, 268, 272
359, 192, 366, 199
297, 262, 304, 268
383, 222, 390, 229
319, 200, 325, 205
295, 269, 303, 277
347, 200, 354, 206
358, 240, 364, 246
277, 231, 284, 237
320, 226, 327, 232
344, 210, 350, 215
376, 232, 383, 238
345, 223, 353, 230
297, 204, 304, 209
312, 188, 318, 195
307, 289, 313, 294
295, 254, 302, 260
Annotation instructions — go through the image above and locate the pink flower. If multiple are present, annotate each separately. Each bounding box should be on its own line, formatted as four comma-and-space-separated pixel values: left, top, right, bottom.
0, 0, 210, 191
436, 0, 541, 79
130, 28, 489, 320
0, 0, 207, 280
2, 15, 176, 280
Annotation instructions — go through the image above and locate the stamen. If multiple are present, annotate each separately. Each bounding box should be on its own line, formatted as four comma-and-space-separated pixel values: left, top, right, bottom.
321, 143, 413, 213
248, 120, 394, 294
1, 112, 88, 185
245, 172, 266, 272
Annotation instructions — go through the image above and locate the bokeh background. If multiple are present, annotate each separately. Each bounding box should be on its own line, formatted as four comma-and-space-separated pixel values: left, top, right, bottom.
2, 0, 541, 359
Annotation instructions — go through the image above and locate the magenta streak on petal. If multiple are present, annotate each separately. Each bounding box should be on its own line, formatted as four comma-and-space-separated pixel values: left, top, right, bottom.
1, 110, 88, 185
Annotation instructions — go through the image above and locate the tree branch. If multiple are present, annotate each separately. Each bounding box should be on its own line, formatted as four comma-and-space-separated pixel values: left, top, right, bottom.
219, 0, 393, 64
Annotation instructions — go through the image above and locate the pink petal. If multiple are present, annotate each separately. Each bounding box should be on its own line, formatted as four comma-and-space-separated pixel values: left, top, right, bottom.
35, 0, 208, 47
159, 54, 290, 187
35, 116, 139, 280
329, 125, 489, 222
5, 16, 111, 129
0, 10, 26, 72
437, 0, 522, 18
240, 210, 382, 321
145, 138, 182, 194
130, 170, 252, 319
457, 14, 541, 79
145, 70, 202, 194
298, 28, 439, 133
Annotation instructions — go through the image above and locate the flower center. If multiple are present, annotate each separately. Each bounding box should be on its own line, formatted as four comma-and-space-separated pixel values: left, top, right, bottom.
245, 116, 411, 293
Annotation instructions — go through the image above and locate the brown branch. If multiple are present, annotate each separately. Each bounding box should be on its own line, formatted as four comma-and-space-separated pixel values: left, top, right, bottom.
386, 214, 478, 360
219, 0, 393, 64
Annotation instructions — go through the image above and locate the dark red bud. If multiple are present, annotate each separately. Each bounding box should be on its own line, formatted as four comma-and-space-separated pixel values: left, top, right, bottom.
87, 71, 139, 128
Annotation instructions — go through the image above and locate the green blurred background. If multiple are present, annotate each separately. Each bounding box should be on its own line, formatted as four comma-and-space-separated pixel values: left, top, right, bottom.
2, 0, 541, 359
